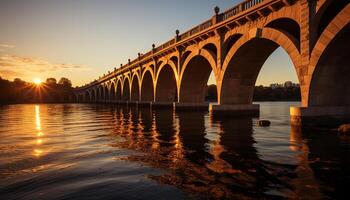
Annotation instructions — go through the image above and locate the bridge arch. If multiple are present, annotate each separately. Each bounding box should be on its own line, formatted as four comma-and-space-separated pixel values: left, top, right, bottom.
308, 5, 350, 107
223, 33, 243, 57
103, 84, 109, 101
179, 49, 217, 103
91, 89, 96, 102
97, 85, 103, 101
315, 0, 349, 38
84, 91, 91, 102
141, 68, 155, 102
155, 61, 178, 102
122, 76, 131, 101
110, 81, 116, 101
131, 72, 140, 101
220, 27, 301, 105
116, 78, 122, 100
265, 17, 301, 46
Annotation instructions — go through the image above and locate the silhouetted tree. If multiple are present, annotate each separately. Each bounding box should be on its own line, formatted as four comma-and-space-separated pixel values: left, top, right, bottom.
46, 78, 57, 85
0, 77, 75, 104
58, 77, 72, 87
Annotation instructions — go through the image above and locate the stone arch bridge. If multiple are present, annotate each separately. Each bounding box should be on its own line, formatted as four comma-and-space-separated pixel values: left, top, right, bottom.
75, 0, 350, 127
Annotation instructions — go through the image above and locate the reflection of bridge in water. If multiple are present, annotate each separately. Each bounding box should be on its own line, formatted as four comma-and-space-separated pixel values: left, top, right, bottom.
102, 105, 349, 199
75, 0, 350, 127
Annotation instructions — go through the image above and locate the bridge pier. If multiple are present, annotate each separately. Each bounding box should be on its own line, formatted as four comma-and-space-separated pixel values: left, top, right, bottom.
290, 106, 350, 128
210, 104, 260, 117
138, 101, 152, 107
174, 102, 209, 111
151, 102, 173, 109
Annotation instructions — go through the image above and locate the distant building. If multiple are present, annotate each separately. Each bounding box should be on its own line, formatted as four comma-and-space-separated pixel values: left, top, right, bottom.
270, 81, 299, 89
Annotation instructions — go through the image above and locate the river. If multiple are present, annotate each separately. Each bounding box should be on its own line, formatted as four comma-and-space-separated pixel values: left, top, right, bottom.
0, 102, 349, 199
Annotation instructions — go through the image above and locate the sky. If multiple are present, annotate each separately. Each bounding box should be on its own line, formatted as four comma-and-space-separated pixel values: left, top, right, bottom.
0, 0, 298, 86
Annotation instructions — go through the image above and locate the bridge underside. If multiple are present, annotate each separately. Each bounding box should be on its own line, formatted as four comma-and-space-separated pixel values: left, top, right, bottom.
75, 0, 350, 128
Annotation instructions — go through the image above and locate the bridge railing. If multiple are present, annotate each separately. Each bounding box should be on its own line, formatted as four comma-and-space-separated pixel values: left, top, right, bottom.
179, 19, 213, 41
80, 0, 268, 89
223, 0, 264, 21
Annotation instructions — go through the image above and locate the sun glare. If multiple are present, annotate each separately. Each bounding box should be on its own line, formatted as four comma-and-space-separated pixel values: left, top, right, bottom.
33, 78, 42, 85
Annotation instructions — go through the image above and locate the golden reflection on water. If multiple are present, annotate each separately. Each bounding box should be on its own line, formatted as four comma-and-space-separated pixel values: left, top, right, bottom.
34, 105, 44, 157
1, 104, 347, 199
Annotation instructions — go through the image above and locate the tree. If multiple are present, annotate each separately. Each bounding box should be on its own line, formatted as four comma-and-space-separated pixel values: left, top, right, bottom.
46, 78, 57, 85
58, 77, 72, 87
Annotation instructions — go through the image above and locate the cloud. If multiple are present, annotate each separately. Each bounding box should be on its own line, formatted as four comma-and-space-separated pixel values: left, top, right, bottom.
0, 44, 15, 53
0, 69, 24, 77
0, 44, 15, 48
0, 54, 89, 81
0, 55, 87, 71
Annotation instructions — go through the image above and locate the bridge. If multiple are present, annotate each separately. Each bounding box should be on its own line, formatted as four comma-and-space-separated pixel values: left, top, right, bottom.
75, 0, 350, 127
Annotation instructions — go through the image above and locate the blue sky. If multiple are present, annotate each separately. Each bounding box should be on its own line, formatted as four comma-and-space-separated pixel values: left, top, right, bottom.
0, 0, 297, 86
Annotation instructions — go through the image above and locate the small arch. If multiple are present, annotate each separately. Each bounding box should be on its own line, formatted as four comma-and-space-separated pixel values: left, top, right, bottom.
202, 42, 217, 56
223, 34, 243, 56
179, 52, 217, 103
131, 73, 140, 101
110, 82, 116, 101
116, 79, 122, 100
155, 63, 178, 102
122, 77, 131, 101
265, 17, 300, 46
141, 69, 155, 102
181, 51, 192, 67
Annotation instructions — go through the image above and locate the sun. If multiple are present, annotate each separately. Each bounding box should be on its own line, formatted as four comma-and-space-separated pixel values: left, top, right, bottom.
33, 78, 42, 85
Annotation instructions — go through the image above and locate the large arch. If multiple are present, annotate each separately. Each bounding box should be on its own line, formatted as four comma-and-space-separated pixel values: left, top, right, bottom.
109, 81, 116, 101
155, 63, 178, 102
179, 50, 217, 103
122, 77, 131, 101
220, 28, 301, 105
116, 79, 122, 100
308, 4, 350, 107
141, 69, 155, 101
309, 25, 350, 107
131, 74, 140, 101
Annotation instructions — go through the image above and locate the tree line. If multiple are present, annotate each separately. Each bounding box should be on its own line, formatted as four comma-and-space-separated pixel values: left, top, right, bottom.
0, 77, 75, 104
205, 84, 301, 102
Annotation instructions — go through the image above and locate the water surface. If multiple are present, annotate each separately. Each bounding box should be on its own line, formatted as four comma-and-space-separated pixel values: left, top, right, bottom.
0, 102, 349, 199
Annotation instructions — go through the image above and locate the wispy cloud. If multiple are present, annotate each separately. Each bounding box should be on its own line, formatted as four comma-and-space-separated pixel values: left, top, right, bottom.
0, 44, 15, 53
0, 54, 89, 81
0, 69, 24, 77
0, 55, 87, 71
0, 44, 15, 48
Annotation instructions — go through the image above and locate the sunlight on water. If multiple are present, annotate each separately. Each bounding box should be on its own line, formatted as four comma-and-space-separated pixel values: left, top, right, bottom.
0, 103, 349, 199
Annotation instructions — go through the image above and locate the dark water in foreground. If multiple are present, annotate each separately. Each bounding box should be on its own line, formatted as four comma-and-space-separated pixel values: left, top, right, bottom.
0, 102, 349, 199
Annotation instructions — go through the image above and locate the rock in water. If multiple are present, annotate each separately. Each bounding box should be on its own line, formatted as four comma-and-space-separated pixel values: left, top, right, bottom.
258, 120, 271, 127
338, 124, 350, 133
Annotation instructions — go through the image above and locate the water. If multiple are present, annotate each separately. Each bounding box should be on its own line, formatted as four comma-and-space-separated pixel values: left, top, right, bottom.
0, 102, 349, 199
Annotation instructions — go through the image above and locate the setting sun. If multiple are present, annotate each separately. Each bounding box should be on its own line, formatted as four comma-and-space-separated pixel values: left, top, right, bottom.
33, 78, 42, 85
